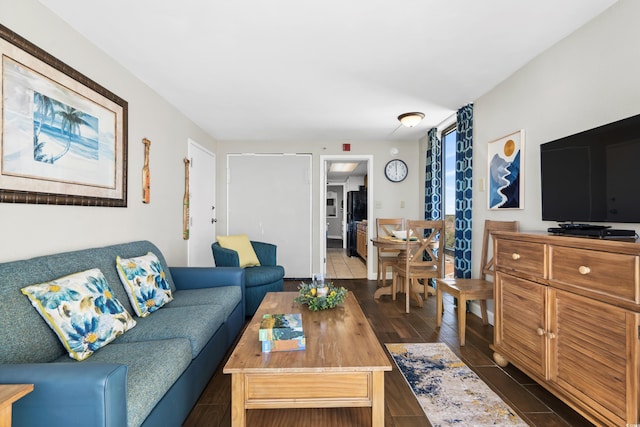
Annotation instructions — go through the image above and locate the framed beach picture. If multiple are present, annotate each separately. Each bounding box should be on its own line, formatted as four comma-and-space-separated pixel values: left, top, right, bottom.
488, 130, 524, 210
0, 24, 128, 207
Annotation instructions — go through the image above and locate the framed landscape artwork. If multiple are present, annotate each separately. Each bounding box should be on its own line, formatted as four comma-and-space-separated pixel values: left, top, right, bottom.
0, 24, 128, 207
488, 130, 524, 210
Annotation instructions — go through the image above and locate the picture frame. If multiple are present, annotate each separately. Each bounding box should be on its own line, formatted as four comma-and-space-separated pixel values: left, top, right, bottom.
488, 129, 524, 210
0, 24, 128, 207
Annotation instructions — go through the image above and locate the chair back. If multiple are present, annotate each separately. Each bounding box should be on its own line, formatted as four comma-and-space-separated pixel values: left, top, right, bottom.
376, 218, 404, 257
404, 220, 446, 277
376, 218, 404, 238
479, 220, 519, 280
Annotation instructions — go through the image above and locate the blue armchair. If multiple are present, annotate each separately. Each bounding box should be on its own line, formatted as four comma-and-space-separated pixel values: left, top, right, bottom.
212, 241, 284, 316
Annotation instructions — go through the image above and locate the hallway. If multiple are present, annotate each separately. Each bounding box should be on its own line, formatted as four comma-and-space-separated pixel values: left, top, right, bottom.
325, 247, 367, 279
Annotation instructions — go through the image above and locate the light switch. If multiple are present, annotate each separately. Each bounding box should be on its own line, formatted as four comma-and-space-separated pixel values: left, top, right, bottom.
400, 200, 405, 208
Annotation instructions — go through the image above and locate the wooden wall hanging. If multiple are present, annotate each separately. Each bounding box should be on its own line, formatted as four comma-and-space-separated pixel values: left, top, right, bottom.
183, 158, 190, 240
142, 138, 151, 203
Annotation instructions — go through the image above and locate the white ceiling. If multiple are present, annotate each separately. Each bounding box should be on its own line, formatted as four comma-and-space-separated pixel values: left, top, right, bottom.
39, 0, 618, 143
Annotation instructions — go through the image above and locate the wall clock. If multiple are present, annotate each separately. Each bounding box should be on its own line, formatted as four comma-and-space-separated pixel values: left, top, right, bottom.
384, 159, 408, 182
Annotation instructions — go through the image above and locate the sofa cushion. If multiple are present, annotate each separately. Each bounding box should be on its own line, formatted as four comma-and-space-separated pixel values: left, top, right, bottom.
245, 265, 285, 288
116, 252, 173, 317
58, 338, 192, 427
168, 286, 242, 319
21, 268, 137, 361
217, 234, 261, 267
113, 305, 224, 358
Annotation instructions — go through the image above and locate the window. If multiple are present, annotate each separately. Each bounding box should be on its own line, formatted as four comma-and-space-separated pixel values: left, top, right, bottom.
442, 124, 457, 277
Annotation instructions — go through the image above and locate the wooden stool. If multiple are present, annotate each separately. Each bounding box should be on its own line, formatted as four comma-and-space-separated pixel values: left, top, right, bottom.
434, 220, 518, 345
436, 279, 493, 345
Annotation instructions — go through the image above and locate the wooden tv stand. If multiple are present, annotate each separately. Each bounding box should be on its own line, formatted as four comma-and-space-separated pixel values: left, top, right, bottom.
491, 231, 639, 427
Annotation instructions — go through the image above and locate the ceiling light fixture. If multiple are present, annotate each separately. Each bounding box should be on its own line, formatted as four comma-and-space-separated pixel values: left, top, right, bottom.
330, 162, 358, 173
398, 112, 425, 128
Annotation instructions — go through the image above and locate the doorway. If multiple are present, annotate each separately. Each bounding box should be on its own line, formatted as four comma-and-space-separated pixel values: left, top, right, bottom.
320, 155, 373, 280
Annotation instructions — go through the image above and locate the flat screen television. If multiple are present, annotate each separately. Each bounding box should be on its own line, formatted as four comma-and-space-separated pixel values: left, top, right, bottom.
540, 113, 640, 224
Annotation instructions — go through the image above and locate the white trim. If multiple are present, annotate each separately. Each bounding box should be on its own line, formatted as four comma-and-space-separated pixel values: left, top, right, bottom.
319, 154, 374, 279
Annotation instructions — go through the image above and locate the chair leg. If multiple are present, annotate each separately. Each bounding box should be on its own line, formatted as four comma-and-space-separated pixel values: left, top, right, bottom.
480, 299, 489, 325
436, 288, 443, 327
405, 277, 411, 314
458, 296, 467, 346
391, 272, 397, 301
377, 261, 382, 287
381, 263, 387, 289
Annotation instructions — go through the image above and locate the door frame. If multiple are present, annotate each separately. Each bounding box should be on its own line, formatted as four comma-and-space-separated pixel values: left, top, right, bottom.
325, 182, 347, 243
319, 154, 373, 279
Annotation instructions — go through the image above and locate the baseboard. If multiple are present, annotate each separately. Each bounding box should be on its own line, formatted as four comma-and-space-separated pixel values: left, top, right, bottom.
468, 301, 495, 325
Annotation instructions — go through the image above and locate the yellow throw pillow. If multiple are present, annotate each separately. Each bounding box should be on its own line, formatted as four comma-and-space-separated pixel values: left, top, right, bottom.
217, 234, 261, 268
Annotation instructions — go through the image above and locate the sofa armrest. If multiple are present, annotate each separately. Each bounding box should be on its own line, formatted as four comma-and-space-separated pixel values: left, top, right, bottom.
251, 241, 277, 266
169, 266, 245, 290
211, 242, 241, 267
0, 363, 127, 427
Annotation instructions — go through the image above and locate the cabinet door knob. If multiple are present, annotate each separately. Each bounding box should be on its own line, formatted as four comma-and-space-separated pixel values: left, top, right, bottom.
536, 327, 556, 339
578, 266, 591, 275
511, 253, 521, 260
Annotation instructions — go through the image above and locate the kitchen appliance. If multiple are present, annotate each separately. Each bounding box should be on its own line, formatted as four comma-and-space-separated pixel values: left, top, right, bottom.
346, 188, 367, 257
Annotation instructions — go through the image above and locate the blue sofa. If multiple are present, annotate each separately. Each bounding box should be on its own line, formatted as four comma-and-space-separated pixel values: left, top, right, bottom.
212, 241, 284, 316
0, 240, 245, 427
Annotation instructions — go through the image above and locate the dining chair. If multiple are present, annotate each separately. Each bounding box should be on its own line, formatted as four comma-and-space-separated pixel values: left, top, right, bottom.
434, 219, 519, 345
391, 219, 446, 313
376, 218, 404, 289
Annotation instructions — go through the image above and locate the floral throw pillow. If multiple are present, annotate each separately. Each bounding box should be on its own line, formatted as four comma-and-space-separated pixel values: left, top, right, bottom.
21, 268, 137, 361
116, 252, 173, 317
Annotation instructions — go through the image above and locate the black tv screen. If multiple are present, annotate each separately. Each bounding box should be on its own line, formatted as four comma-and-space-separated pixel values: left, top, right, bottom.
540, 113, 640, 224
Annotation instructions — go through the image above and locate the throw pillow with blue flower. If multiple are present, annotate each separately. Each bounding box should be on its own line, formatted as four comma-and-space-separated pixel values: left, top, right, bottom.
21, 268, 137, 361
116, 252, 173, 317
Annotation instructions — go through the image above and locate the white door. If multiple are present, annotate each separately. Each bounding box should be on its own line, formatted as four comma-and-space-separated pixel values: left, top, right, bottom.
188, 140, 216, 267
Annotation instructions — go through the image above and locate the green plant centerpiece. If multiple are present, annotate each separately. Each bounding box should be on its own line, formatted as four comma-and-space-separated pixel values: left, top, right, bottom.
295, 280, 348, 311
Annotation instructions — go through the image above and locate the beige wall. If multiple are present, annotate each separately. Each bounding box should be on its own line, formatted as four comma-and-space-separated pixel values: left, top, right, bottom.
472, 0, 640, 318
475, 0, 640, 241
215, 139, 421, 276
0, 0, 217, 264
3, 0, 637, 282
0, 0, 421, 271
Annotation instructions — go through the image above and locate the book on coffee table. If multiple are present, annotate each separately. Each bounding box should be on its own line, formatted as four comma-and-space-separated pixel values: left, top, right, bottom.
259, 313, 305, 352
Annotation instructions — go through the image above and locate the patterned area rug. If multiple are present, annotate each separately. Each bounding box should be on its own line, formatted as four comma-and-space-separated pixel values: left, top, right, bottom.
386, 343, 528, 427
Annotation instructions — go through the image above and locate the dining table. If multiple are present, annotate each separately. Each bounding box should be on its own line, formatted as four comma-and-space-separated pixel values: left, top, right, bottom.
370, 236, 436, 307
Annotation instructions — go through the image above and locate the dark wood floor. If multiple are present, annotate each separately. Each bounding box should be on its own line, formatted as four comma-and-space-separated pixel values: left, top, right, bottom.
183, 279, 594, 427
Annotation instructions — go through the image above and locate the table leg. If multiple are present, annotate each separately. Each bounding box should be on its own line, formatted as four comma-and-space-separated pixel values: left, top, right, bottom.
0, 404, 12, 427
373, 285, 392, 300
409, 279, 424, 308
230, 373, 246, 427
371, 371, 385, 427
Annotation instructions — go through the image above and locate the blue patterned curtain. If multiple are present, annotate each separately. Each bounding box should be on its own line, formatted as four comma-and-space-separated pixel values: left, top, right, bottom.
455, 104, 473, 279
425, 128, 442, 220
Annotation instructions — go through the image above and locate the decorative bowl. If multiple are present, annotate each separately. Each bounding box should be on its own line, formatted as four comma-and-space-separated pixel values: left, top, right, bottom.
392, 230, 412, 239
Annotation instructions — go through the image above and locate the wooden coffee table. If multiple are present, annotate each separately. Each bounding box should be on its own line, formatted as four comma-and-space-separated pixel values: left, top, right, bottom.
224, 291, 391, 427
